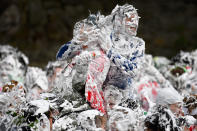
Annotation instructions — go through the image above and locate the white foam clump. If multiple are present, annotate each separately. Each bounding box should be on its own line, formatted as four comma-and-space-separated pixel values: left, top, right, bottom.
108, 106, 137, 131
77, 109, 104, 130
29, 99, 50, 115
156, 87, 183, 106
36, 114, 50, 131
154, 56, 171, 69
60, 100, 73, 111
53, 116, 76, 131
25, 67, 48, 91
184, 115, 197, 125
40, 92, 56, 98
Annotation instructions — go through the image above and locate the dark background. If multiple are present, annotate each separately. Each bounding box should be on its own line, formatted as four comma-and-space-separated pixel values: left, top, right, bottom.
0, 0, 197, 68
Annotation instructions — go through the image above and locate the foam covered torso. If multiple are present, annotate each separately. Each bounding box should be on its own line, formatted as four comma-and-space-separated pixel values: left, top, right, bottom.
105, 33, 145, 90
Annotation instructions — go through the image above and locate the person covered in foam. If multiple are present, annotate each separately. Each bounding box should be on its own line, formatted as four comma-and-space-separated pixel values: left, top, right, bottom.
56, 13, 110, 114
156, 87, 183, 117
145, 87, 197, 131
102, 4, 145, 111
0, 45, 28, 88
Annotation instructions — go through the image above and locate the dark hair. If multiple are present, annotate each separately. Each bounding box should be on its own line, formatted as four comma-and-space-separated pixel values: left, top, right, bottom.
144, 105, 181, 131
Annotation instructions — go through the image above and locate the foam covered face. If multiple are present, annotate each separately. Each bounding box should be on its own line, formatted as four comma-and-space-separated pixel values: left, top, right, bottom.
169, 102, 183, 117
124, 12, 139, 36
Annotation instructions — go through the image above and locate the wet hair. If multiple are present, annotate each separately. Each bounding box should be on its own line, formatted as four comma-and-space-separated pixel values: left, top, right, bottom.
145, 105, 181, 131
183, 95, 197, 116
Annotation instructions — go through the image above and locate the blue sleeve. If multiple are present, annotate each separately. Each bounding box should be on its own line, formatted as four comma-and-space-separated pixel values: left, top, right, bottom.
56, 41, 82, 60
56, 41, 71, 60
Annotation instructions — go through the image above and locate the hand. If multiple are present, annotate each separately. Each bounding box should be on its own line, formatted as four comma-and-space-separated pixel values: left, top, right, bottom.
75, 51, 92, 65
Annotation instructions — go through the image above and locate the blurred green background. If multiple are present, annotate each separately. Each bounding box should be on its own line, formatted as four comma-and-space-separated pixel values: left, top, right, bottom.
0, 0, 197, 68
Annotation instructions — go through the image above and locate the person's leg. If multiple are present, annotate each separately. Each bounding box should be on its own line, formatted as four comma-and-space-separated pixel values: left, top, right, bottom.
85, 54, 110, 113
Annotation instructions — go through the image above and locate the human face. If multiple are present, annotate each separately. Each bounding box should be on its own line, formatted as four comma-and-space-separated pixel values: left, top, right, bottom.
169, 102, 184, 117
124, 12, 139, 36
